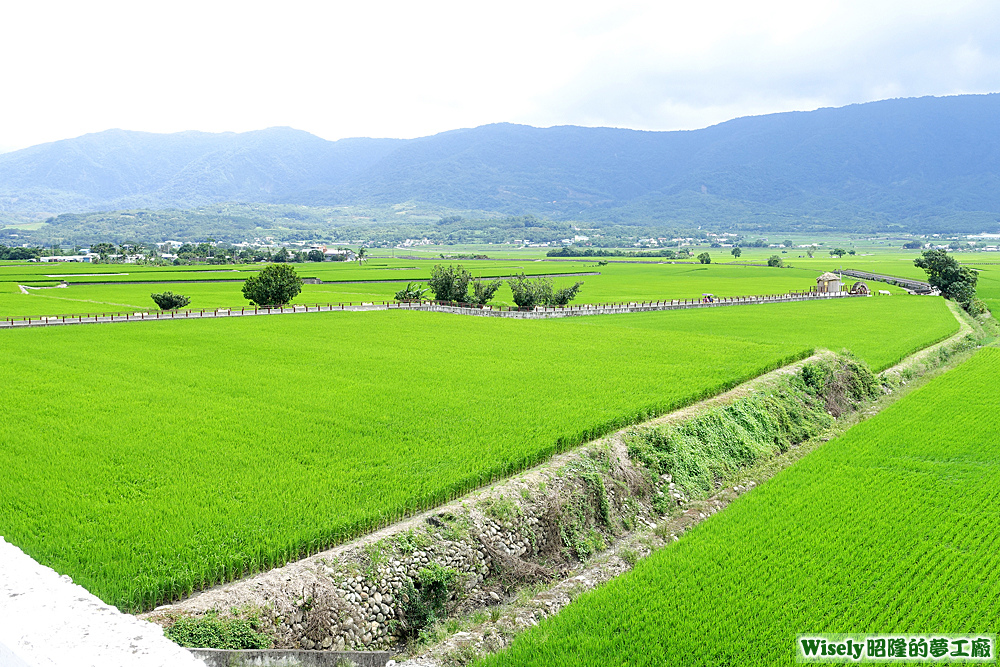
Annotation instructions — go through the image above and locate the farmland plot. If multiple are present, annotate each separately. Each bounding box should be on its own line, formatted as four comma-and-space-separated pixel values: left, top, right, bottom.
0, 297, 956, 611
480, 346, 1000, 667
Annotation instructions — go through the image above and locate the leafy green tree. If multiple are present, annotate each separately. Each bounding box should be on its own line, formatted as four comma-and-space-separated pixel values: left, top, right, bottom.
508, 274, 583, 308
150, 292, 190, 310
830, 248, 847, 257
241, 264, 303, 306
307, 249, 324, 262
357, 247, 368, 266
550, 281, 584, 306
730, 247, 742, 258
428, 264, 473, 302
783, 240, 794, 248
697, 252, 711, 264
848, 249, 856, 255
271, 248, 290, 263
394, 282, 428, 301
767, 255, 783, 267
469, 278, 502, 306
92, 242, 115, 260
914, 249, 980, 310
903, 240, 924, 249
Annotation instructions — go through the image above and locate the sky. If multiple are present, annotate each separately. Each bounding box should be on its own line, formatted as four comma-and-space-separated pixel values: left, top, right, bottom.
2, 0, 1000, 151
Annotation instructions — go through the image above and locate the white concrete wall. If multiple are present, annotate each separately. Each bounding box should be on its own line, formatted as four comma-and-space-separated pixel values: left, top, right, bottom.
0, 537, 202, 667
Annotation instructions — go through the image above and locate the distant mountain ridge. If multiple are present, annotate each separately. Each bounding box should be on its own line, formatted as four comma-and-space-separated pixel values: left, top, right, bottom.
3, 94, 1000, 233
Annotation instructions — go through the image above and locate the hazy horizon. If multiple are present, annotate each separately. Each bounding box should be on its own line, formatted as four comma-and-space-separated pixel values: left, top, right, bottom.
5, 91, 999, 153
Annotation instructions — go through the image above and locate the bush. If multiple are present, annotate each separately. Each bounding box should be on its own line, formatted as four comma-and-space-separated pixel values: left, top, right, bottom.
399, 564, 458, 637
241, 264, 303, 306
150, 292, 190, 310
394, 282, 428, 302
164, 611, 272, 649
767, 255, 783, 267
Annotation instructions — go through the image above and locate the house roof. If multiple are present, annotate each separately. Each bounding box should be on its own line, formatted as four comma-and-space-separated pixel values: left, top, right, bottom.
817, 272, 840, 281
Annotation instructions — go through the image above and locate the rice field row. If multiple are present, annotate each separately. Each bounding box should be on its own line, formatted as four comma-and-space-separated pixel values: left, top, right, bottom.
0, 298, 956, 611
0, 262, 909, 319
479, 345, 1000, 667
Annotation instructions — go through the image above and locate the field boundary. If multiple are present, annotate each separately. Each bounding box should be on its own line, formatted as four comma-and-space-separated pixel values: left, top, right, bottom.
1, 290, 870, 329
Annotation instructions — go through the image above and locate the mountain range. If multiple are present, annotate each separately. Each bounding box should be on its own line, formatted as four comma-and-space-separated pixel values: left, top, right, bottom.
3, 93, 1000, 234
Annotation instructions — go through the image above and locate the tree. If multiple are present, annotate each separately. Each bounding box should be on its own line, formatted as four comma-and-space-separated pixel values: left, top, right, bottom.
508, 274, 583, 309
903, 240, 924, 249
848, 249, 856, 255
830, 248, 847, 257
767, 255, 783, 267
730, 247, 742, 258
783, 240, 794, 248
150, 291, 190, 310
550, 281, 584, 306
394, 282, 428, 301
241, 264, 303, 306
307, 249, 325, 262
357, 247, 368, 266
271, 247, 290, 263
92, 242, 115, 261
914, 249, 980, 311
469, 278, 502, 306
428, 264, 473, 302
697, 252, 711, 264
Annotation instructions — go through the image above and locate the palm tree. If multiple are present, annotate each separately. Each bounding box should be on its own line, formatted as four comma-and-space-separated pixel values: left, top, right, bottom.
357, 246, 368, 266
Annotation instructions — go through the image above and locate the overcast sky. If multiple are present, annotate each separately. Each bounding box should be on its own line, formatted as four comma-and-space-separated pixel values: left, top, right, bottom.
2, 0, 1000, 151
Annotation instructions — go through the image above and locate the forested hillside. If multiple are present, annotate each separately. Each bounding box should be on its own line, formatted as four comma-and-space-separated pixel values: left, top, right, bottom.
3, 94, 1000, 236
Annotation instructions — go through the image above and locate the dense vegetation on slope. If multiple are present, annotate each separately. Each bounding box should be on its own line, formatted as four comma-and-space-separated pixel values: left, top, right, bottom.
0, 298, 955, 610
4, 94, 1000, 235
480, 346, 1000, 667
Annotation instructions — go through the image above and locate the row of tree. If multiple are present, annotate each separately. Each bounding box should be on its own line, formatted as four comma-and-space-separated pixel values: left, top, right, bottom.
395, 265, 583, 309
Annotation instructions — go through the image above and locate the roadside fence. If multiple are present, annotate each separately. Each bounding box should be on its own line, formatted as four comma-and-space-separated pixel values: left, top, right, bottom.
0, 290, 871, 329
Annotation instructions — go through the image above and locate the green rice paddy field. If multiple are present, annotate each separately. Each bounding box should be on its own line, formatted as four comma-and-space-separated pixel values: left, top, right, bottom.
480, 346, 1000, 667
0, 297, 957, 611
0, 261, 912, 319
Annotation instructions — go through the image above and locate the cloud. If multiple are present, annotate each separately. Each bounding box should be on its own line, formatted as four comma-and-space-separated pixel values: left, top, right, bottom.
525, 0, 1000, 130
1, 0, 1000, 148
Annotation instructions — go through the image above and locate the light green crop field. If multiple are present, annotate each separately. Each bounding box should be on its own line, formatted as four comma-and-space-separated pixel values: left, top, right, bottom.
479, 345, 1000, 667
0, 261, 912, 319
0, 298, 956, 611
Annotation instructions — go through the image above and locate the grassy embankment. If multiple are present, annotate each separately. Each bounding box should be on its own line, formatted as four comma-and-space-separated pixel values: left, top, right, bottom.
479, 344, 1000, 667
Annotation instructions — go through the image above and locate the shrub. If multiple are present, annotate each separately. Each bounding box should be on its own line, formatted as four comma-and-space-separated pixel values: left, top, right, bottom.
164, 611, 272, 649
399, 564, 458, 637
150, 292, 190, 310
767, 255, 783, 267
241, 264, 303, 306
394, 282, 428, 302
